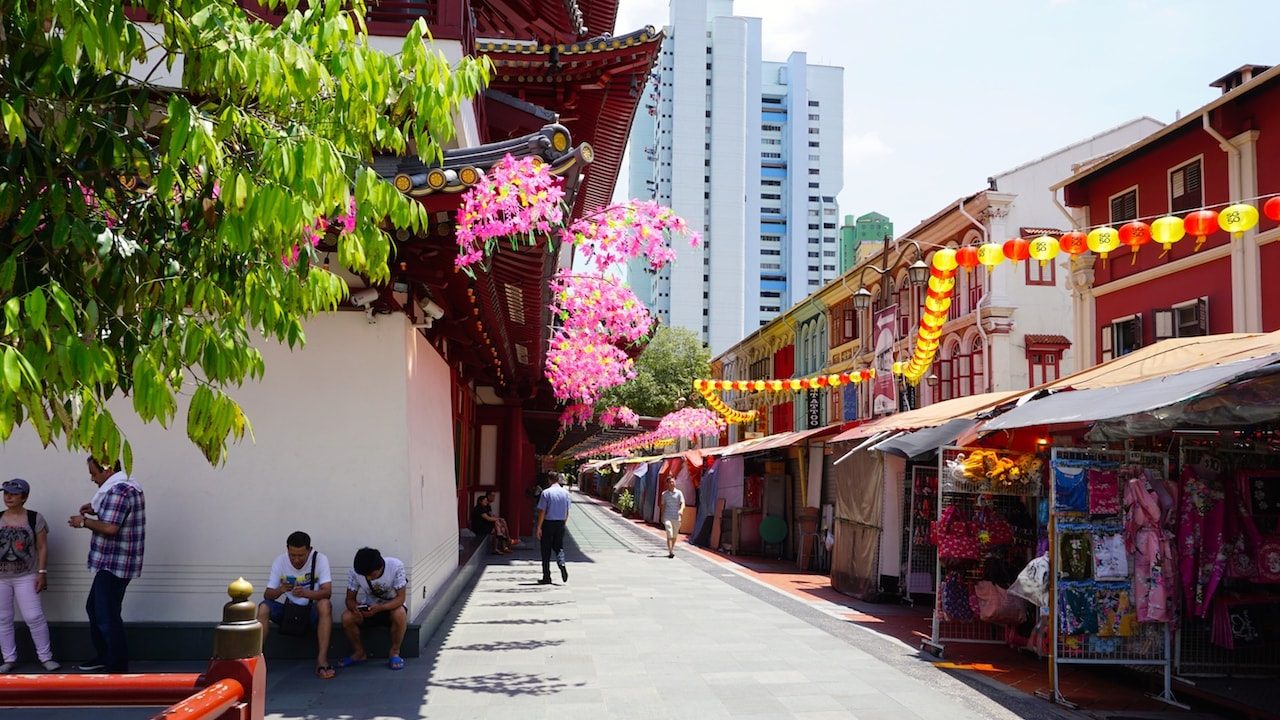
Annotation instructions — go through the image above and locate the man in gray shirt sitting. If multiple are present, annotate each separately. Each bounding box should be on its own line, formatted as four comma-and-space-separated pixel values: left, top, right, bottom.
536, 474, 572, 584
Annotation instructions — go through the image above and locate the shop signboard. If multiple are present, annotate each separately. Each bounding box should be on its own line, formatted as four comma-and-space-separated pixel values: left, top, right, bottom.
872, 304, 898, 415
842, 384, 858, 421
806, 389, 822, 428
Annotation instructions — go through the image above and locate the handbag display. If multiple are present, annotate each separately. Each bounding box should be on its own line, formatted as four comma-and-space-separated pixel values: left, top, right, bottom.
936, 506, 980, 563
941, 572, 975, 621
975, 581, 1029, 625
277, 552, 317, 637
975, 506, 1015, 547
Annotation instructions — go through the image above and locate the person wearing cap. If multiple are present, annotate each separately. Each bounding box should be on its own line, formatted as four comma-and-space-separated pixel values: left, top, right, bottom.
68, 457, 145, 673
0, 478, 58, 672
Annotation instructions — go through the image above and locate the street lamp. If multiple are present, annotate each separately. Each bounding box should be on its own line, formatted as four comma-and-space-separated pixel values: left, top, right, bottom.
851, 287, 873, 311
926, 373, 940, 387
849, 236, 931, 304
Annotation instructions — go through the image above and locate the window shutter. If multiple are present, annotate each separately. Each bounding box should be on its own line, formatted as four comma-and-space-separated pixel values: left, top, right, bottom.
1154, 309, 1175, 340
1128, 315, 1143, 349
1196, 296, 1209, 335
1101, 324, 1113, 362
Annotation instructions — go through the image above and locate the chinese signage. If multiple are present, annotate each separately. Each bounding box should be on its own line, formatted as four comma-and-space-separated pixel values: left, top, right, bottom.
806, 389, 823, 429
872, 304, 898, 415
842, 384, 858, 422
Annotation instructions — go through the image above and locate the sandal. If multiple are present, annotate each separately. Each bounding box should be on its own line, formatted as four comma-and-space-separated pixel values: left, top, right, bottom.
314, 665, 336, 680
388, 655, 404, 671
336, 655, 366, 668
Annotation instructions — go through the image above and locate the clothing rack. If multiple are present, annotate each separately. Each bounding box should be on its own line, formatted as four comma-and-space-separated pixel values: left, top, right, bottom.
1174, 444, 1280, 678
900, 465, 938, 604
1048, 447, 1178, 708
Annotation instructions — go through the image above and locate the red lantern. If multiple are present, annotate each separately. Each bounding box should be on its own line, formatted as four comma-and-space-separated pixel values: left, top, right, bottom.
930, 266, 957, 280
1118, 220, 1151, 263
1002, 238, 1030, 263
799, 378, 811, 390
815, 376, 829, 387
838, 372, 852, 384
1183, 209, 1218, 251
860, 370, 872, 381
1059, 231, 1088, 255
955, 246, 979, 270
1265, 196, 1280, 222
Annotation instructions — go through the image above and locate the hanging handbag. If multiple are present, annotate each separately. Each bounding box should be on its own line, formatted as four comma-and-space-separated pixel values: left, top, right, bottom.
975, 581, 1028, 625
936, 506, 980, 563
941, 572, 975, 621
277, 552, 317, 637
975, 506, 1015, 547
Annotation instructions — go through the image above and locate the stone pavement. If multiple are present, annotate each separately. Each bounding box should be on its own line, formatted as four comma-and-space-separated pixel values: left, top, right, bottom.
1, 490, 1079, 719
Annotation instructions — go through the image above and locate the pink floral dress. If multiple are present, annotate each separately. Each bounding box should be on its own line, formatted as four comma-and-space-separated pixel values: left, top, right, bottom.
1178, 465, 1226, 619
1125, 474, 1177, 623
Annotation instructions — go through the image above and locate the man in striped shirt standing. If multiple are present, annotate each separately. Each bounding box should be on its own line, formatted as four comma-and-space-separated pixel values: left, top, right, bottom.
67, 457, 146, 673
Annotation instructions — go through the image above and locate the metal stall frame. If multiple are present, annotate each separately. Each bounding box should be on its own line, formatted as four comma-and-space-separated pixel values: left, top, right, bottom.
1047, 447, 1181, 709
923, 446, 1042, 658
901, 465, 939, 605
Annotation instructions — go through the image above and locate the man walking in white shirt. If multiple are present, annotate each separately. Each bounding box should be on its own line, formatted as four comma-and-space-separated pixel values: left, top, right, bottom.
660, 478, 685, 559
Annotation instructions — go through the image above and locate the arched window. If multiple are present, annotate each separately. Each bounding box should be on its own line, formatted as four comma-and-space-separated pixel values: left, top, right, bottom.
955, 337, 972, 398
971, 335, 985, 395
940, 340, 959, 401
896, 273, 911, 338
952, 267, 967, 321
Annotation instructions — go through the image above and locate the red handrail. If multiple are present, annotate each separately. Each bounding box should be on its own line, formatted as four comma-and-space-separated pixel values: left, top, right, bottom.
0, 672, 203, 706
151, 678, 245, 720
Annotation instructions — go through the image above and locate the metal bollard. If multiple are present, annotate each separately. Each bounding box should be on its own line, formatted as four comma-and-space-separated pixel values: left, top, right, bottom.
194, 578, 266, 720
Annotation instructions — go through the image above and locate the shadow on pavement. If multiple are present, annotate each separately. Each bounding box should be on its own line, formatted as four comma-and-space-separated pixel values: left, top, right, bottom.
481, 599, 570, 607
428, 671, 585, 698
456, 617, 570, 625
446, 639, 565, 652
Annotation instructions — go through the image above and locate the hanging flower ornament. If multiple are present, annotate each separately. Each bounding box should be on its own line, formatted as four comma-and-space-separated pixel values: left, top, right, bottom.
454, 155, 566, 273
600, 406, 640, 428
563, 201, 701, 271
559, 403, 594, 429
657, 407, 724, 439
549, 271, 653, 344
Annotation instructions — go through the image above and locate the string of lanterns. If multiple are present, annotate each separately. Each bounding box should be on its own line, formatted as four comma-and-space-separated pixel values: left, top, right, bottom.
692, 371, 876, 425
897, 248, 957, 384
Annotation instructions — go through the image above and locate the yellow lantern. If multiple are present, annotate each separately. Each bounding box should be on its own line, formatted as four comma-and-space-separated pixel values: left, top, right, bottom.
1087, 226, 1120, 260
788, 379, 802, 391
828, 374, 842, 387
769, 379, 783, 392
931, 248, 958, 272
977, 242, 1005, 268
753, 380, 766, 392
920, 328, 942, 342
892, 362, 904, 376
925, 296, 952, 314
1150, 216, 1185, 255
1028, 235, 1060, 267
1218, 203, 1259, 239
928, 275, 955, 294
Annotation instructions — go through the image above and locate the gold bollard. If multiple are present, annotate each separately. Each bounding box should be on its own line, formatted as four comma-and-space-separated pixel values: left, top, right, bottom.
212, 578, 263, 660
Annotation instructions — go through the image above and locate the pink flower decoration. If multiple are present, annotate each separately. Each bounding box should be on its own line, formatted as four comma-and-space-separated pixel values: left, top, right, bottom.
287, 197, 357, 266
549, 271, 652, 344
656, 408, 724, 439
601, 406, 639, 428
454, 154, 566, 270
559, 403, 594, 429
544, 328, 637, 405
562, 200, 701, 273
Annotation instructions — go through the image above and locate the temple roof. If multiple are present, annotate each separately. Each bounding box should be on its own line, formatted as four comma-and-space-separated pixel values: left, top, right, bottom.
477, 26, 663, 216
473, 0, 619, 45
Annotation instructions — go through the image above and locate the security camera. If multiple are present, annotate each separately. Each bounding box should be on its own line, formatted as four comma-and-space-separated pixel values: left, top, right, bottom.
421, 300, 444, 321
350, 288, 380, 308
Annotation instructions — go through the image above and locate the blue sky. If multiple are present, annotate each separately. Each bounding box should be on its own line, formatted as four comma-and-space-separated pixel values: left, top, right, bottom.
613, 0, 1280, 232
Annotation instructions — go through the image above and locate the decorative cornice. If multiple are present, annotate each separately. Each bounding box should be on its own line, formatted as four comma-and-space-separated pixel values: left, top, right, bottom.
475, 25, 659, 56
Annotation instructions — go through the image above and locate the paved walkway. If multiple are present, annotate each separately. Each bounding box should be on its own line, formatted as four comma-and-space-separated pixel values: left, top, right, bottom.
4, 491, 1082, 719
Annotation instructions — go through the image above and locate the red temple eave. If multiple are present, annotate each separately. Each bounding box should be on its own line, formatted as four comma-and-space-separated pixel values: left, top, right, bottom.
477, 26, 663, 216
473, 0, 620, 45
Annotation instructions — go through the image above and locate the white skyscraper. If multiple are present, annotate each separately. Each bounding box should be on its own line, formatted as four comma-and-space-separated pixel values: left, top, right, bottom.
627, 0, 844, 353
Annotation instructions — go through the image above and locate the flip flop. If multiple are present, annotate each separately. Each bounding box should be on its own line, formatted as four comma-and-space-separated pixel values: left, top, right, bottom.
336, 655, 366, 668
314, 665, 336, 680
388, 655, 405, 671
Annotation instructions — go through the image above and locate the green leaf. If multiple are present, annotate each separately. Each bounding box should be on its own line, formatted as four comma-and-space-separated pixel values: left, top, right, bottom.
2, 348, 21, 391
24, 290, 47, 331
0, 100, 26, 145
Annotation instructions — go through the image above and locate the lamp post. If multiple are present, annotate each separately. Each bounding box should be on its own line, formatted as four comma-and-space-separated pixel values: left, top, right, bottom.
848, 235, 930, 414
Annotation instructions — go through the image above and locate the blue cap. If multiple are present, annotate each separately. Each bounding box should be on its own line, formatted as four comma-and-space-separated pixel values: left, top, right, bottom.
2, 478, 29, 495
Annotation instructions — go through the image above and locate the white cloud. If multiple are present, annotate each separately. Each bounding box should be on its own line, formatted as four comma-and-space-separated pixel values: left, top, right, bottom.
845, 132, 892, 163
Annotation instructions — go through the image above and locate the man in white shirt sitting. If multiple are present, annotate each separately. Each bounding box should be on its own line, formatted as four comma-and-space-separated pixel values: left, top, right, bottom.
257, 531, 334, 679
339, 547, 409, 671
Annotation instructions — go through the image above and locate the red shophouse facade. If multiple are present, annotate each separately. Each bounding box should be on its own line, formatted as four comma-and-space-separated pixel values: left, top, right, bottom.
1058, 65, 1280, 367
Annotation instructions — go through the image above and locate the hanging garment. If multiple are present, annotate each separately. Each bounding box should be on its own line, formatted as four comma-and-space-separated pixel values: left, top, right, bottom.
1179, 464, 1226, 618
1088, 469, 1122, 516
1008, 554, 1050, 608
1059, 531, 1094, 580
1095, 586, 1138, 637
1092, 531, 1129, 581
1058, 582, 1099, 635
941, 572, 975, 622
1126, 475, 1177, 623
1054, 464, 1089, 514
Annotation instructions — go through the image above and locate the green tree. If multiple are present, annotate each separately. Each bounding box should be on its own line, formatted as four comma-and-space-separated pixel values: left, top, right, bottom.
599, 326, 710, 418
0, 0, 489, 464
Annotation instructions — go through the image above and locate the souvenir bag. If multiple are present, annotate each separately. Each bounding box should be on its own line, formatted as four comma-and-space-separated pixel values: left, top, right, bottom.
1008, 554, 1050, 608
975, 506, 1015, 547
935, 506, 980, 563
975, 581, 1028, 625
1088, 469, 1121, 515
941, 572, 975, 621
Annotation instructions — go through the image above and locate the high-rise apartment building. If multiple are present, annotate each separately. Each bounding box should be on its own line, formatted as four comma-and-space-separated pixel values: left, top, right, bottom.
627, 0, 843, 353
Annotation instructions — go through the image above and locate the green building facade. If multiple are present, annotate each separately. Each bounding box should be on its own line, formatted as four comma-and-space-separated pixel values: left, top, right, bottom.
838, 211, 893, 273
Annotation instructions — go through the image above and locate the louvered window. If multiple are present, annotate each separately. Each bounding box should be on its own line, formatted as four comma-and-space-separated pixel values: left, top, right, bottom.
1109, 189, 1138, 223
1170, 160, 1203, 213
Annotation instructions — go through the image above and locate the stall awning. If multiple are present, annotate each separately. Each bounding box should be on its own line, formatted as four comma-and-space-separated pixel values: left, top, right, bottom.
872, 417, 977, 459
830, 391, 1021, 442
981, 354, 1280, 431
1043, 331, 1280, 391
1090, 370, 1280, 439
